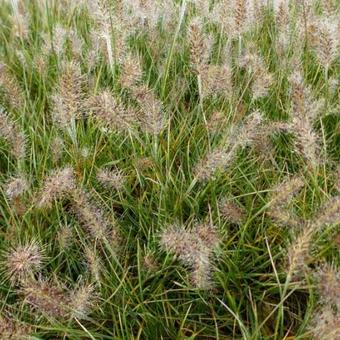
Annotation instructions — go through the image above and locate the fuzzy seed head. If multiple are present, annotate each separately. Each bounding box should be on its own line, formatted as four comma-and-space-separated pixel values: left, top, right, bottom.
57, 225, 73, 250
194, 148, 234, 181
232, 110, 264, 148
0, 65, 24, 110
286, 226, 314, 277
50, 136, 64, 163
309, 305, 340, 340
315, 263, 340, 308
120, 53, 143, 88
311, 18, 339, 68
200, 64, 233, 98
69, 283, 95, 319
0, 108, 26, 160
97, 168, 125, 190
219, 200, 246, 224
85, 247, 102, 283
143, 252, 158, 272
4, 176, 29, 201
268, 176, 304, 228
71, 188, 111, 240
3, 241, 42, 284
160, 223, 220, 289
187, 17, 211, 74
51, 62, 85, 129
312, 196, 340, 230
21, 278, 70, 319
89, 90, 135, 132
207, 111, 226, 134
132, 85, 165, 134
0, 314, 31, 339
36, 167, 76, 209
291, 116, 321, 167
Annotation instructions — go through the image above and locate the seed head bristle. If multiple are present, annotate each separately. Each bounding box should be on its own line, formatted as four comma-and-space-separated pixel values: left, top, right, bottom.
239, 48, 273, 98
314, 263, 340, 308
85, 247, 102, 283
21, 277, 70, 319
71, 188, 114, 241
0, 108, 26, 160
2, 240, 43, 285
268, 176, 305, 228
97, 167, 125, 191
50, 136, 64, 163
132, 85, 165, 134
0, 313, 32, 339
311, 18, 339, 69
286, 225, 314, 277
0, 65, 24, 110
56, 224, 73, 250
51, 61, 85, 129
187, 17, 211, 74
219, 199, 246, 225
143, 252, 159, 272
120, 53, 143, 88
312, 196, 340, 230
4, 175, 29, 201
309, 305, 340, 340
195, 111, 264, 181
35, 167, 76, 209
200, 64, 233, 98
194, 148, 234, 181
160, 223, 219, 289
88, 90, 135, 132
69, 283, 96, 319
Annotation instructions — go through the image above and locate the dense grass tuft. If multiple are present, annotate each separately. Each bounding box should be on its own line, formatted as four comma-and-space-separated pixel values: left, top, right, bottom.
0, 0, 339, 339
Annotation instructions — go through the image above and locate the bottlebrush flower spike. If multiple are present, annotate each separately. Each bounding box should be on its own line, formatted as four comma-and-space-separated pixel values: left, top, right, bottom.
35, 167, 76, 209
85, 247, 102, 283
160, 223, 220, 289
131, 85, 165, 134
187, 17, 212, 75
71, 188, 117, 242
200, 64, 233, 99
0, 108, 26, 160
194, 111, 264, 181
286, 225, 314, 277
88, 0, 116, 69
312, 196, 340, 230
314, 263, 340, 308
311, 18, 339, 69
4, 175, 29, 201
288, 71, 323, 167
2, 240, 43, 285
219, 199, 246, 224
267, 176, 305, 228
194, 148, 235, 181
21, 277, 70, 319
69, 283, 96, 319
50, 136, 64, 163
309, 305, 340, 340
42, 24, 68, 56
88, 90, 135, 132
0, 64, 24, 110
239, 47, 273, 98
0, 313, 32, 339
97, 167, 125, 191
210, 0, 257, 38
57, 224, 73, 250
120, 53, 143, 88
51, 61, 85, 129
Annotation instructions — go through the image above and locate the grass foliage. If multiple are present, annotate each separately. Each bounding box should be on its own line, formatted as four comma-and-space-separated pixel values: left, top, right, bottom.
0, 0, 339, 339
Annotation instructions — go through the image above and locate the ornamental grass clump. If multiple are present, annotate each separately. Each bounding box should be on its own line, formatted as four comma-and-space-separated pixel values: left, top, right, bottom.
0, 0, 339, 338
